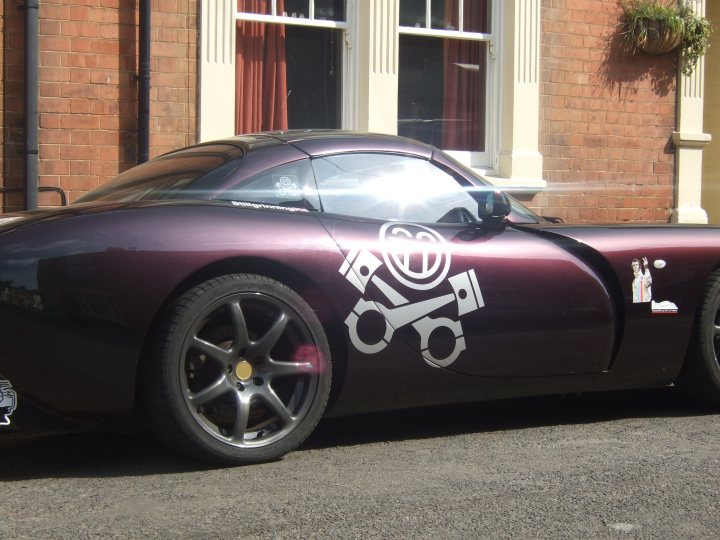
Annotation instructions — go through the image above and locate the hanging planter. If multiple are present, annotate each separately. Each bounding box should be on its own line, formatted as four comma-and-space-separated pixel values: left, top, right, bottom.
634, 17, 683, 54
619, 0, 713, 75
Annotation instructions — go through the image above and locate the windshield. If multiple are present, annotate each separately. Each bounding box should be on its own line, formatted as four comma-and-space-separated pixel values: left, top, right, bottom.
76, 144, 244, 203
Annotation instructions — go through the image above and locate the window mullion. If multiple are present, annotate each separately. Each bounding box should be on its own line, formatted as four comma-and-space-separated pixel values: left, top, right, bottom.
459, 0, 464, 31
425, 0, 431, 29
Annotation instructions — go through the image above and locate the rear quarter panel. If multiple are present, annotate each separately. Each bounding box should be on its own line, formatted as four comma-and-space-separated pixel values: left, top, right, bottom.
0, 204, 341, 415
535, 225, 720, 383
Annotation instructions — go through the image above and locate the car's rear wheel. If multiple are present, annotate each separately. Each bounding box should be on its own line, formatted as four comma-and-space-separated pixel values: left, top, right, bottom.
676, 269, 720, 406
143, 274, 331, 464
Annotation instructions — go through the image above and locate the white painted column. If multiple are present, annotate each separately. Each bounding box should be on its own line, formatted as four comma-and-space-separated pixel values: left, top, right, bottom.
671, 0, 711, 223
199, 0, 236, 141
496, 0, 543, 185
353, 0, 399, 134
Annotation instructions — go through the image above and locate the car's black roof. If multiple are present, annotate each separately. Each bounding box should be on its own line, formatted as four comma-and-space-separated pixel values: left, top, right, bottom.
169, 130, 435, 160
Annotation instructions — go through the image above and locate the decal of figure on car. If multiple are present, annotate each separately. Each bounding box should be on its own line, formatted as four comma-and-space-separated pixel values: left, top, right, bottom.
631, 257, 652, 303
339, 222, 484, 367
630, 257, 679, 314
0, 380, 17, 426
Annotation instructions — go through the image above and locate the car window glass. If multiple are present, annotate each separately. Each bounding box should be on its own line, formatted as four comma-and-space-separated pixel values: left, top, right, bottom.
77, 144, 244, 203
312, 153, 479, 223
215, 159, 320, 210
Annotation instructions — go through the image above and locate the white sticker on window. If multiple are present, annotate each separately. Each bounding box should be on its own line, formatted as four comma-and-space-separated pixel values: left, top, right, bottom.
274, 175, 301, 198
230, 201, 308, 212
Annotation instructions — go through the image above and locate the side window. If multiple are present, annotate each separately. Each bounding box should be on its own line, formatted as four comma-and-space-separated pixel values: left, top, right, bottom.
312, 153, 479, 223
216, 159, 320, 210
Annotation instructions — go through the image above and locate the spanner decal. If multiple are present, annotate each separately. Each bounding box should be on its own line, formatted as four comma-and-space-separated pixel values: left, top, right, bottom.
339, 222, 484, 367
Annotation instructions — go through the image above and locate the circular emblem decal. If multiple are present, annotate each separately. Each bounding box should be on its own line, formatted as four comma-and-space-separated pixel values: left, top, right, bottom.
380, 222, 451, 291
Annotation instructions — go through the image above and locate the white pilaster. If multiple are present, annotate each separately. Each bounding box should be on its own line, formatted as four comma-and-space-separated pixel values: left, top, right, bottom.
671, 0, 711, 224
496, 0, 544, 185
199, 0, 236, 141
354, 0, 399, 134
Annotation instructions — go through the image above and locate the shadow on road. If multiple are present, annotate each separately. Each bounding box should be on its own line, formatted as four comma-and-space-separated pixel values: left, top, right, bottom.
307, 387, 709, 448
0, 387, 713, 480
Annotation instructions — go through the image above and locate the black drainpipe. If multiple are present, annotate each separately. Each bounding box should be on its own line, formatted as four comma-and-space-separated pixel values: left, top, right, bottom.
24, 1, 40, 210
138, 0, 151, 164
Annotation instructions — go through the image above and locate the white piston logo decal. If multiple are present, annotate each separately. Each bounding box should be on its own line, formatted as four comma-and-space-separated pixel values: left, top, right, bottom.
339, 223, 484, 367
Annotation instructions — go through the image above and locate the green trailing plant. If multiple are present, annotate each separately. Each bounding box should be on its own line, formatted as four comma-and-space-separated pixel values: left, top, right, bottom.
679, 3, 713, 75
620, 0, 713, 75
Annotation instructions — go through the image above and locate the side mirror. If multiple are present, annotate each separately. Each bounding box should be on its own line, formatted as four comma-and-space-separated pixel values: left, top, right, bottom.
478, 190, 511, 221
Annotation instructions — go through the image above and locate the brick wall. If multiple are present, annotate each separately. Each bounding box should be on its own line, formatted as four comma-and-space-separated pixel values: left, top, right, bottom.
1, 0, 197, 212
533, 0, 677, 223
1, 1, 26, 211
3, 1, 678, 220
150, 0, 197, 158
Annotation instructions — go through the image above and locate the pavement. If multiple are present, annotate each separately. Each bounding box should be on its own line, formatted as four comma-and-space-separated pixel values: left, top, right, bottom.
1, 387, 719, 539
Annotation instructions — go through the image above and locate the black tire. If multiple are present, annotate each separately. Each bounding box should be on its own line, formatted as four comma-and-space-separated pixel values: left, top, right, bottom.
142, 274, 332, 464
676, 270, 720, 407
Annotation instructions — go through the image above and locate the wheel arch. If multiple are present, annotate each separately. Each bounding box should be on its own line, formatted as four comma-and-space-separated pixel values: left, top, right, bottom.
677, 263, 720, 377
672, 263, 720, 407
134, 256, 349, 413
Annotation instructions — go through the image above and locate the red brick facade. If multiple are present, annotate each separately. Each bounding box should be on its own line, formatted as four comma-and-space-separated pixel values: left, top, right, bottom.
1, 1, 25, 211
534, 0, 676, 222
1, 1, 678, 221
1, 0, 197, 212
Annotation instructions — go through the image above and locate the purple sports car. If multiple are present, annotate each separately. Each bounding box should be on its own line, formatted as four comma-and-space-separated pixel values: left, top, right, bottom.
1, 131, 719, 464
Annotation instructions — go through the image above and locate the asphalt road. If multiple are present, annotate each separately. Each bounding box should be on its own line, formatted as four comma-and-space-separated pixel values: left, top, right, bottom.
1, 388, 719, 539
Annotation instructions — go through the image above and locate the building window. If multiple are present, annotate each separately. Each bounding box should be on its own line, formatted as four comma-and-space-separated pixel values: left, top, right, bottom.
235, 0, 347, 133
203, 1, 542, 188
398, 0, 493, 165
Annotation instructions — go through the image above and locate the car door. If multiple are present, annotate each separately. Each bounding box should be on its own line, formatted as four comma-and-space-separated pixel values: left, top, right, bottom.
312, 152, 615, 377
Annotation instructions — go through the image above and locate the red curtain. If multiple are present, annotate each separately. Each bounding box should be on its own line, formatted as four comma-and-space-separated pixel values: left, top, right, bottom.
235, 0, 288, 134
441, 0, 487, 151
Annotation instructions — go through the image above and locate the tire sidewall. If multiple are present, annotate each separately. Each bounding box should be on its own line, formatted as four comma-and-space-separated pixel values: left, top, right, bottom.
156, 274, 331, 464
698, 277, 720, 385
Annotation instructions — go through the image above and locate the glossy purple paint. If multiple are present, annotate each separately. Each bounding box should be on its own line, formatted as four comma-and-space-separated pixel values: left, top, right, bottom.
1, 131, 719, 430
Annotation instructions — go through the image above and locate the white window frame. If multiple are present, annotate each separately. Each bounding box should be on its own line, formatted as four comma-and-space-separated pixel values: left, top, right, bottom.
200, 1, 544, 190
235, 1, 351, 130
198, 0, 353, 142
235, 1, 349, 30
397, 0, 498, 170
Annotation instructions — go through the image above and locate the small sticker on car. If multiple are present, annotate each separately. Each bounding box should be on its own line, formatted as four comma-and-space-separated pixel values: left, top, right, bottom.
0, 379, 17, 426
230, 200, 309, 213
273, 174, 301, 198
651, 300, 678, 314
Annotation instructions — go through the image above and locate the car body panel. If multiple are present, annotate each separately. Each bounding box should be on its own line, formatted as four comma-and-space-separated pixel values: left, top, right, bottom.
532, 224, 720, 381
320, 215, 615, 377
1, 132, 720, 435
287, 132, 434, 159
0, 203, 340, 415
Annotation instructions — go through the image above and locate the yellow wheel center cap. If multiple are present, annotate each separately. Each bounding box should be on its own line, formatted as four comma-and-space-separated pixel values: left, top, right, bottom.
235, 361, 253, 381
